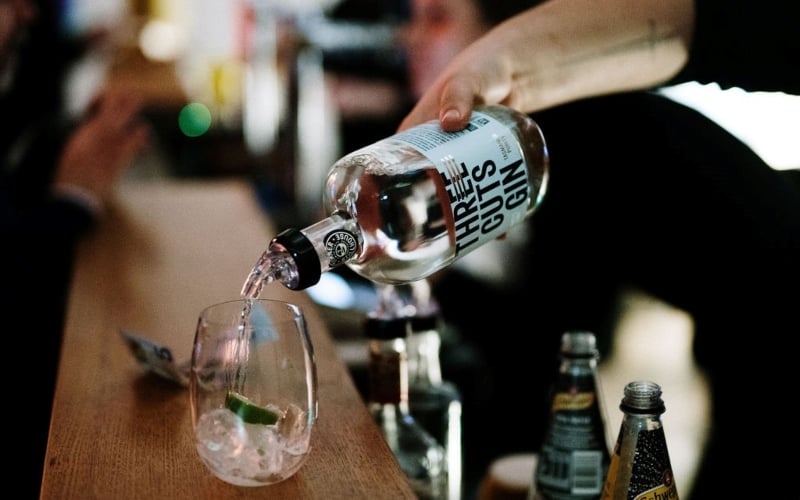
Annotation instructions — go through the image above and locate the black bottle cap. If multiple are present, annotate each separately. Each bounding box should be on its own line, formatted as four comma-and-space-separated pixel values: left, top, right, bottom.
363, 317, 410, 340
273, 228, 321, 290
410, 314, 440, 333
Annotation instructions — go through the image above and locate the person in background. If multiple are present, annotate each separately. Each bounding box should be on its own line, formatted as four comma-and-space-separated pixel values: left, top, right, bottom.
1, 0, 150, 496
400, 0, 800, 498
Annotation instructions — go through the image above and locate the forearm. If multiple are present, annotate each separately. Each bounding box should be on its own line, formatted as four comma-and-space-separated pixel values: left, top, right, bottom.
477, 0, 693, 111
400, 0, 696, 131
486, 0, 695, 111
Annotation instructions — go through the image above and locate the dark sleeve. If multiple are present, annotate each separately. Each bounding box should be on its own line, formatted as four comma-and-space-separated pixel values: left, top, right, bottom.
0, 190, 95, 499
1, 188, 95, 242
1, 190, 95, 316
668, 0, 800, 94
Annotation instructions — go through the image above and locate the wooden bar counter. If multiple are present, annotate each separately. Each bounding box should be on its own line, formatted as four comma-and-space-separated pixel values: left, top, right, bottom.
41, 178, 414, 499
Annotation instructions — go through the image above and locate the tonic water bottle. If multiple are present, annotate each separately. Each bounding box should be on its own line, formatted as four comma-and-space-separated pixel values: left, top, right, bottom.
241, 104, 549, 296
534, 331, 611, 499
600, 381, 679, 500
364, 291, 448, 499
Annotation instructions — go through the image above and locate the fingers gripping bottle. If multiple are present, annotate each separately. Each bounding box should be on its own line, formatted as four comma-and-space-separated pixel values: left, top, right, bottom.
241, 105, 549, 297
600, 381, 679, 500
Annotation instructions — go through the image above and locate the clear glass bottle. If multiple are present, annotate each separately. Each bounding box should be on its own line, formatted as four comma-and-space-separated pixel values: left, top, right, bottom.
534, 331, 611, 500
241, 104, 549, 296
403, 280, 463, 500
600, 381, 679, 500
364, 303, 448, 499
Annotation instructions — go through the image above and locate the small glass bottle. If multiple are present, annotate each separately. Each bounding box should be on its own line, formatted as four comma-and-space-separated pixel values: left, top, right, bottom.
600, 381, 679, 500
404, 280, 463, 500
241, 104, 549, 296
364, 309, 448, 499
534, 331, 611, 500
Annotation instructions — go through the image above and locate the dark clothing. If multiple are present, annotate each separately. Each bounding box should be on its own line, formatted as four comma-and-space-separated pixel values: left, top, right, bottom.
1, 4, 96, 498
1, 184, 93, 500
676, 0, 800, 95
1, 123, 95, 500
434, 1, 799, 498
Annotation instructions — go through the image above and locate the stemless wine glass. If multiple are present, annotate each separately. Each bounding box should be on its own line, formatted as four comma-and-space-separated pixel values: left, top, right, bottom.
190, 298, 318, 487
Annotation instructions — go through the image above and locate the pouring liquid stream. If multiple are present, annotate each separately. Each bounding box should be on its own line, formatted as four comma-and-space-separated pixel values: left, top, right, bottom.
229, 253, 277, 393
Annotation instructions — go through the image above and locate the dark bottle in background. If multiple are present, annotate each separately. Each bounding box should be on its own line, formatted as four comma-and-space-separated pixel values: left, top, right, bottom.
534, 331, 611, 499
364, 285, 448, 499
601, 380, 679, 500
404, 280, 463, 500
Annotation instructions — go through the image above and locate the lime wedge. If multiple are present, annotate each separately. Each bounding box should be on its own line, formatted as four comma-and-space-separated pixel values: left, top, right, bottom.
225, 391, 279, 425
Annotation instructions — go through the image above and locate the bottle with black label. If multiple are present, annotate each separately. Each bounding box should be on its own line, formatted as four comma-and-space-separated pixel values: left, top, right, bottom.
534, 331, 611, 499
601, 380, 679, 500
364, 285, 448, 499
240, 104, 549, 297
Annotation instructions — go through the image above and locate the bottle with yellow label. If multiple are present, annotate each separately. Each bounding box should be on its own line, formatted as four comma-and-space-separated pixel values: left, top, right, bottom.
533, 331, 610, 499
601, 380, 679, 500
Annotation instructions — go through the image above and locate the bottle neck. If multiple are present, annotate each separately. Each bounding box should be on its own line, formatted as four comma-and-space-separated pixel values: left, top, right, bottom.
557, 332, 601, 379
256, 212, 361, 291
559, 355, 599, 375
408, 328, 443, 386
620, 380, 666, 414
621, 411, 664, 430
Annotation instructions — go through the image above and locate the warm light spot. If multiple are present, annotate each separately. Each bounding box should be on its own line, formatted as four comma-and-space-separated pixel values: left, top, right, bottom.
660, 82, 800, 170
139, 19, 186, 62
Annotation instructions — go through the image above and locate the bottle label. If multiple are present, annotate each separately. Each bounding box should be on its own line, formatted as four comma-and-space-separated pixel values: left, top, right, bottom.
391, 110, 531, 257
324, 230, 358, 266
368, 350, 404, 405
602, 426, 678, 500
536, 374, 609, 497
628, 427, 677, 499
633, 481, 678, 500
602, 445, 622, 499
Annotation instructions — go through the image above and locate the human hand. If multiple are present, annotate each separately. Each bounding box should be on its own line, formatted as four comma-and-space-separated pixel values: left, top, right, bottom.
398, 29, 518, 133
52, 89, 150, 210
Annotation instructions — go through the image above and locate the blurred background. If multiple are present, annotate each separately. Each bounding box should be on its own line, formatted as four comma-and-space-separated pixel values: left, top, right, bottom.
32, 0, 799, 497
52, 0, 413, 228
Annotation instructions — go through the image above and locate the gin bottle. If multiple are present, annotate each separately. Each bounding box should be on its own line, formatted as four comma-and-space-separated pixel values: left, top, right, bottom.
534, 331, 611, 500
403, 281, 463, 500
364, 297, 448, 499
241, 104, 549, 296
601, 381, 679, 500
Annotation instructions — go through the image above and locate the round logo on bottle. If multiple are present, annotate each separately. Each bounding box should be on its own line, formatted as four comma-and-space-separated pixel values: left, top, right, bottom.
324, 230, 357, 266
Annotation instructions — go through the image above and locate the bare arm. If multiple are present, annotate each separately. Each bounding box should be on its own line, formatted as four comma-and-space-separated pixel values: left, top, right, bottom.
399, 0, 695, 131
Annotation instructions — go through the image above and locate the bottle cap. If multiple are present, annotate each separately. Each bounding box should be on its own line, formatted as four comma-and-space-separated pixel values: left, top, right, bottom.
273, 228, 321, 290
560, 331, 600, 359
363, 317, 410, 340
410, 314, 440, 333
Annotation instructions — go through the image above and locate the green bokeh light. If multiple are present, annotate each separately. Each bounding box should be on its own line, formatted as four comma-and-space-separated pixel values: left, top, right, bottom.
178, 102, 212, 137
